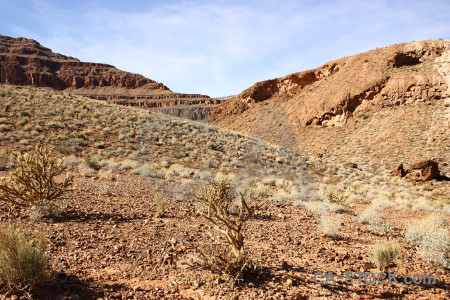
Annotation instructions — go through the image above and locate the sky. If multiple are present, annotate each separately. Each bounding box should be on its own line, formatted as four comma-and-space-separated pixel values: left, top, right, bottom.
1, 0, 449, 97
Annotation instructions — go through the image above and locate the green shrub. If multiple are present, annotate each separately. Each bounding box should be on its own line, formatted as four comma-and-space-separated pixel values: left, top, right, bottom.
17, 118, 29, 126
207, 143, 219, 151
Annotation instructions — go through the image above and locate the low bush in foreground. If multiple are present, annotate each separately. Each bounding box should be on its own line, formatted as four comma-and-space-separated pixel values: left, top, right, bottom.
319, 213, 342, 237
406, 215, 449, 268
372, 242, 400, 270
0, 225, 49, 293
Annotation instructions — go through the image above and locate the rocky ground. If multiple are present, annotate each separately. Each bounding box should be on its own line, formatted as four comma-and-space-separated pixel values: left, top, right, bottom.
0, 85, 449, 299
0, 172, 448, 299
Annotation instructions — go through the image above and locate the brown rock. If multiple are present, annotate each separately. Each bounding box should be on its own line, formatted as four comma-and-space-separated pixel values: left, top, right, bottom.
407, 160, 440, 181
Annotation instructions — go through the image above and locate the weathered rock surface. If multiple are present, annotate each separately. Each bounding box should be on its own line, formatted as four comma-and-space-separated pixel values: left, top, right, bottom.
212, 40, 449, 127
157, 105, 219, 121
212, 40, 450, 173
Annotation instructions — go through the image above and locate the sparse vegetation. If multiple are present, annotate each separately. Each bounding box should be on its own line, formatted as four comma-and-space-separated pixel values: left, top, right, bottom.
0, 124, 10, 132
207, 142, 219, 151
358, 206, 392, 234
0, 146, 73, 217
0, 84, 449, 297
153, 194, 168, 217
83, 154, 101, 171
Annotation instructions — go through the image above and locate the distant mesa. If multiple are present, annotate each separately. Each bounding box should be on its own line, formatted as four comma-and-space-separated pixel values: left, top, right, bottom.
0, 35, 218, 121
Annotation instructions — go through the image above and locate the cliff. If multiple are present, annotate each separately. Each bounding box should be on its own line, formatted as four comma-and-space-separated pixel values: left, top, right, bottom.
0, 35, 168, 91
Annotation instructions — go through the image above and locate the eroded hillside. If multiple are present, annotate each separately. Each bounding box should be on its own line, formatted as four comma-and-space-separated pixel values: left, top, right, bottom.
212, 40, 450, 173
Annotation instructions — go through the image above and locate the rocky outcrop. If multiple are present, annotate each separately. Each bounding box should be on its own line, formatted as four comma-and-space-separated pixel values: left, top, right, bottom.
408, 160, 441, 181
393, 164, 407, 178
157, 105, 218, 121
0, 35, 168, 91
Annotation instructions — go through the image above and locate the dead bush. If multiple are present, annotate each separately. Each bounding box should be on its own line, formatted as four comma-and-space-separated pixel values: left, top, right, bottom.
0, 146, 73, 217
194, 180, 254, 280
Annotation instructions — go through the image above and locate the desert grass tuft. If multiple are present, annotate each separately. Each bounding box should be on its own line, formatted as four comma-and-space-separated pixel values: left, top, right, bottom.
372, 242, 400, 270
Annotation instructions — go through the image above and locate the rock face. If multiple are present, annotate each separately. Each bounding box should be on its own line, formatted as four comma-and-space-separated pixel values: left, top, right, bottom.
212, 40, 450, 174
0, 35, 168, 91
212, 40, 449, 128
393, 164, 406, 178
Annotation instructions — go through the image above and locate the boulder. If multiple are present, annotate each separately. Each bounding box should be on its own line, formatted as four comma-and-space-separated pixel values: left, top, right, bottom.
407, 160, 440, 181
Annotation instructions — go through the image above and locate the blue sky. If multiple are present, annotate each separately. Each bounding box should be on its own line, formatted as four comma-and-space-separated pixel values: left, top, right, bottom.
1, 0, 449, 97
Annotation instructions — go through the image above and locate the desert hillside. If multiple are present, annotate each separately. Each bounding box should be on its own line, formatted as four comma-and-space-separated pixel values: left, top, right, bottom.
0, 35, 219, 120
212, 40, 450, 174
0, 84, 448, 299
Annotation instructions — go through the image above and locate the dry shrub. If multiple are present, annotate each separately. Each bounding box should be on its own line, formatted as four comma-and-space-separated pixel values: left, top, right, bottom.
0, 225, 49, 292
0, 146, 73, 217
319, 213, 342, 237
194, 180, 254, 280
358, 206, 392, 234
